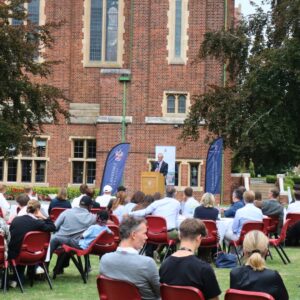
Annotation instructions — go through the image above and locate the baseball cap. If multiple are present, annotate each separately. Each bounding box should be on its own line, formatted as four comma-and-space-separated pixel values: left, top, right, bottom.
103, 185, 112, 193
79, 195, 93, 207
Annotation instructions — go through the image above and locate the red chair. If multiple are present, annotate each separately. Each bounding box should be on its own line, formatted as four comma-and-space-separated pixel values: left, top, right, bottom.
269, 219, 291, 264
286, 212, 300, 228
265, 215, 280, 237
225, 288, 275, 299
10, 231, 52, 293
200, 220, 220, 250
49, 207, 68, 222
110, 214, 120, 226
161, 283, 205, 300
144, 216, 177, 261
97, 275, 141, 300
0, 208, 4, 218
107, 224, 120, 245
55, 230, 115, 283
0, 235, 8, 293
228, 221, 264, 265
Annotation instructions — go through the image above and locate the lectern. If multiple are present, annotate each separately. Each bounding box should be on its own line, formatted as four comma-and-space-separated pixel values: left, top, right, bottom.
141, 172, 165, 195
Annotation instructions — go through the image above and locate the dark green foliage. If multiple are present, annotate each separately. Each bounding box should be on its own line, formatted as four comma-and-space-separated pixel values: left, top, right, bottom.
0, 0, 68, 157
181, 0, 300, 174
266, 175, 277, 183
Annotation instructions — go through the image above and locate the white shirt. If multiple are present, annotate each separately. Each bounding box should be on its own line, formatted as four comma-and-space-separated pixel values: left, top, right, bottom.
130, 197, 181, 230
287, 201, 300, 213
0, 193, 10, 212
72, 194, 85, 208
123, 202, 136, 214
181, 197, 200, 218
113, 205, 125, 223
95, 194, 113, 207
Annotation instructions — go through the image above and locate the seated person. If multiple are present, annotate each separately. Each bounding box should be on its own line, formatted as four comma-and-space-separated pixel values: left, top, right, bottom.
159, 218, 221, 300
0, 215, 10, 259
181, 187, 200, 218
124, 191, 145, 214
194, 193, 219, 221
108, 191, 126, 223
48, 187, 71, 215
72, 184, 88, 208
86, 187, 100, 208
100, 216, 160, 300
286, 191, 300, 245
7, 193, 30, 223
132, 195, 154, 212
230, 230, 289, 300
221, 188, 244, 218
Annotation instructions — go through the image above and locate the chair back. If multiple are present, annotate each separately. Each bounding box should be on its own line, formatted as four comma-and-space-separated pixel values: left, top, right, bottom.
145, 216, 168, 244
108, 224, 120, 244
286, 213, 300, 228
50, 207, 68, 221
97, 275, 141, 300
263, 217, 271, 235
267, 215, 279, 234
15, 231, 50, 265
225, 288, 275, 300
238, 221, 264, 244
200, 220, 219, 247
160, 284, 205, 300
0, 235, 6, 267
109, 214, 120, 226
277, 219, 291, 243
91, 229, 118, 255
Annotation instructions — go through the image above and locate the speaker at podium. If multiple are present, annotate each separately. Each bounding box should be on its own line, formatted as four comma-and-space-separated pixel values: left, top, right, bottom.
141, 172, 165, 196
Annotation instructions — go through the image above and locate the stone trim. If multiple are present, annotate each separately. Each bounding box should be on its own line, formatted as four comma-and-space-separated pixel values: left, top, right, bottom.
96, 116, 132, 124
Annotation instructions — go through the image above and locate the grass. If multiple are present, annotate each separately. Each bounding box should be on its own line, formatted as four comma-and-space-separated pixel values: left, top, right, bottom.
2, 247, 300, 300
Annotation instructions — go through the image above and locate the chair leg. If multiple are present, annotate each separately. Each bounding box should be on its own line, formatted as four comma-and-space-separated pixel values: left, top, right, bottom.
84, 255, 89, 280
3, 267, 8, 293
273, 245, 287, 264
279, 245, 291, 263
70, 255, 87, 284
233, 245, 241, 265
12, 265, 24, 293
42, 263, 53, 290
162, 244, 171, 262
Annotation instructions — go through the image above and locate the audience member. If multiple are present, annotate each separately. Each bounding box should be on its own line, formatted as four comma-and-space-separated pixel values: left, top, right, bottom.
7, 193, 30, 224
132, 195, 154, 212
100, 216, 160, 300
72, 184, 88, 208
286, 191, 300, 245
95, 185, 114, 207
109, 191, 126, 223
160, 218, 221, 300
254, 191, 262, 202
287, 190, 300, 213
124, 191, 145, 214
153, 192, 162, 201
24, 186, 38, 200
225, 191, 263, 243
0, 215, 10, 259
222, 188, 244, 218
86, 188, 100, 208
194, 193, 219, 221
0, 184, 10, 217
181, 187, 199, 218
48, 188, 71, 214
230, 230, 289, 300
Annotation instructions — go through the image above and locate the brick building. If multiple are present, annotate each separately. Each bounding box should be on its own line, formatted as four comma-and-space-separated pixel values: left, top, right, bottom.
2, 0, 234, 201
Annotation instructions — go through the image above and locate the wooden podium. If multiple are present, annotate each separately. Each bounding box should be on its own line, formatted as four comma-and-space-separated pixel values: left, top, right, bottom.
141, 172, 165, 195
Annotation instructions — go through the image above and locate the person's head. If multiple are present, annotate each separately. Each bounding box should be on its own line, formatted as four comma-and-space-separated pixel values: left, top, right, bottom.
232, 188, 243, 202
130, 191, 145, 204
86, 187, 95, 199
117, 185, 126, 193
157, 153, 164, 162
0, 184, 6, 193
243, 230, 269, 271
294, 190, 300, 201
16, 193, 30, 208
119, 216, 147, 250
243, 190, 255, 204
238, 186, 246, 195
179, 218, 207, 248
79, 195, 93, 210
111, 191, 126, 211
254, 191, 262, 201
26, 199, 41, 214
79, 184, 88, 195
24, 186, 33, 195
184, 187, 193, 200
153, 192, 161, 201
166, 186, 176, 198
201, 193, 215, 208
269, 188, 279, 199
96, 210, 109, 226
103, 185, 112, 195
143, 195, 154, 206
57, 187, 68, 200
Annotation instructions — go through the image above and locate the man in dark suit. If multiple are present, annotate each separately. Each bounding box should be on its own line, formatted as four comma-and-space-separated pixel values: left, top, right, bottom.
151, 153, 168, 177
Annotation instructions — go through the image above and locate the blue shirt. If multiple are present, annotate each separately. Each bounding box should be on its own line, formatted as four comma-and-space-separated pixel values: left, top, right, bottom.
224, 200, 244, 218
79, 224, 111, 249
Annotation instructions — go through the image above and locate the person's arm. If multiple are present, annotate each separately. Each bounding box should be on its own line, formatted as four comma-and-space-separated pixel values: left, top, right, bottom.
224, 205, 235, 218
37, 218, 56, 232
231, 212, 240, 234
129, 202, 156, 217
54, 210, 66, 231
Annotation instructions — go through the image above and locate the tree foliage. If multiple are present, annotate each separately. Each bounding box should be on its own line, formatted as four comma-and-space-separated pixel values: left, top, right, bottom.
181, 0, 300, 174
0, 0, 68, 156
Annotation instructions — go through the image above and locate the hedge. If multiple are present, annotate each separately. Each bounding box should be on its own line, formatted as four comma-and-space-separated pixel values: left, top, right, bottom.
266, 175, 277, 184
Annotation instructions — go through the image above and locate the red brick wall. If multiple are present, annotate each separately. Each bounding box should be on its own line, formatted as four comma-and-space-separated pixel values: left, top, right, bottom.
38, 0, 233, 200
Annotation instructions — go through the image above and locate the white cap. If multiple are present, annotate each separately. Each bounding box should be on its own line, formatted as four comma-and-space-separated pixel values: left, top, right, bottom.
103, 185, 112, 193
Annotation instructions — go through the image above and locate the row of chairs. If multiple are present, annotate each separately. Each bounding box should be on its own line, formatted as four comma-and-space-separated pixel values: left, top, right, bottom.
97, 275, 276, 300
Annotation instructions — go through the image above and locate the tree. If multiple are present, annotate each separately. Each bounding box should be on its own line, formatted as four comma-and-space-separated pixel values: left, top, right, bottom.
0, 0, 68, 156
181, 0, 300, 175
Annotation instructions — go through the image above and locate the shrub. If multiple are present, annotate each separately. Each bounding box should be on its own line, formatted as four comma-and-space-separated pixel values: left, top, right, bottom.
291, 176, 300, 184
266, 175, 277, 183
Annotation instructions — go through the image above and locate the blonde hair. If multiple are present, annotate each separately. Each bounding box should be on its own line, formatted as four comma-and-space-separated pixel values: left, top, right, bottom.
57, 188, 68, 200
243, 230, 268, 271
26, 199, 41, 214
112, 191, 126, 211
201, 193, 215, 208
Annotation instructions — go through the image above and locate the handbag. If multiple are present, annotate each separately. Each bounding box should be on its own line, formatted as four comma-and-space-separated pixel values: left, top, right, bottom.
214, 251, 237, 268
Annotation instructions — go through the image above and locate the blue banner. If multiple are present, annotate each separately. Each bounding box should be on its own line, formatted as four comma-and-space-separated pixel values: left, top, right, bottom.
100, 143, 130, 195
205, 138, 223, 194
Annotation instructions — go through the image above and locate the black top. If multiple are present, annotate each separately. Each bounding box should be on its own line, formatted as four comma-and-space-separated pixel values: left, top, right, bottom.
194, 206, 219, 221
159, 255, 221, 300
230, 265, 289, 300
48, 197, 72, 214
8, 215, 56, 259
151, 161, 168, 176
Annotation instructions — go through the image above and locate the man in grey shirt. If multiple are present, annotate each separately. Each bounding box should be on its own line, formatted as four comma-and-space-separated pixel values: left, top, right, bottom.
100, 216, 160, 300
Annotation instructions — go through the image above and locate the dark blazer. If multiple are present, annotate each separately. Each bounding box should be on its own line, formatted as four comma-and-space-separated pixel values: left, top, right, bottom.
151, 161, 168, 176
48, 197, 72, 214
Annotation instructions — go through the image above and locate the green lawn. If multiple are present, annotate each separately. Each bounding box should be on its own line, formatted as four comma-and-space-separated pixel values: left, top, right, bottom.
3, 247, 300, 300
